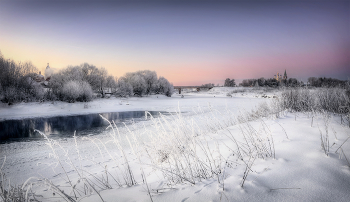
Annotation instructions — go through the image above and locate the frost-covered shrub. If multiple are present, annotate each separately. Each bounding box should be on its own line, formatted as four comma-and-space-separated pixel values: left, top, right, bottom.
3, 86, 17, 103
31, 83, 45, 101
44, 88, 57, 101
164, 85, 174, 97
77, 81, 94, 102
62, 81, 80, 102
61, 81, 93, 102
156, 76, 174, 97
280, 88, 349, 113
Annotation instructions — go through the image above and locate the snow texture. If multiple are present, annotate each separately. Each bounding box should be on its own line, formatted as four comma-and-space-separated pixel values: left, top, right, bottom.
0, 87, 349, 202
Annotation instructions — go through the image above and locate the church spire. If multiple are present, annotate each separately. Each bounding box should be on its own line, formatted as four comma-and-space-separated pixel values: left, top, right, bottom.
283, 69, 287, 80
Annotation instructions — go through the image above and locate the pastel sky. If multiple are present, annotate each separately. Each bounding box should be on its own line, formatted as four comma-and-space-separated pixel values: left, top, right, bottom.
0, 0, 349, 85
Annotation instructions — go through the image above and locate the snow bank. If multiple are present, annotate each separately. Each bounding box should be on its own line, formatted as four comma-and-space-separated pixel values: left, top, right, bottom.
1, 88, 349, 202
0, 87, 266, 121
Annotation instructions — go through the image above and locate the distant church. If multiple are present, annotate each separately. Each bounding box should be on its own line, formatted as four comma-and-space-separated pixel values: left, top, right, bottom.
35, 63, 51, 83
274, 70, 287, 82
45, 63, 51, 81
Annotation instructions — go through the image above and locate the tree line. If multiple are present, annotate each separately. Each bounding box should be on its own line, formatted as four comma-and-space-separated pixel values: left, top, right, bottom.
223, 76, 349, 88
224, 78, 236, 87
307, 77, 348, 88
0, 51, 43, 103
0, 51, 174, 104
48, 64, 174, 102
238, 78, 301, 87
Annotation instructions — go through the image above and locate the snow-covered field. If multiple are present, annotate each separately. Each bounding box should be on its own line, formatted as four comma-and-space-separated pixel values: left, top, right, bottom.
1, 87, 349, 202
0, 87, 266, 121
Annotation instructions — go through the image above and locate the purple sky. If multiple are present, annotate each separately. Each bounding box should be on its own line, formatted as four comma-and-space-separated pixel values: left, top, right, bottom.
0, 0, 349, 85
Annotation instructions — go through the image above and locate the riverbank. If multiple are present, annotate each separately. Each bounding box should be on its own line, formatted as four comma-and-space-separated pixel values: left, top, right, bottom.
3, 87, 348, 202
1, 103, 349, 202
0, 87, 271, 121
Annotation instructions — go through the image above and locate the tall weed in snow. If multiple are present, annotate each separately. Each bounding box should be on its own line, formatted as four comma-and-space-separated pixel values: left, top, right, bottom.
223, 119, 275, 187
280, 88, 349, 113
279, 87, 350, 127
0, 157, 41, 202
279, 88, 350, 162
137, 105, 278, 189
318, 111, 331, 156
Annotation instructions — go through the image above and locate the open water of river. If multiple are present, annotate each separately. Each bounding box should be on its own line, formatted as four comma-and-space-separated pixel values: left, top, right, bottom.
0, 111, 167, 143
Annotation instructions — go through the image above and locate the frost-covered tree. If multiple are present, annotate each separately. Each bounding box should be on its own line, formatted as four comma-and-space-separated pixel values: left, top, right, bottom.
224, 78, 235, 87
224, 78, 230, 87
139, 70, 158, 95
130, 74, 147, 96
0, 52, 43, 103
120, 70, 173, 97
307, 77, 347, 88
124, 70, 160, 95
97, 67, 108, 97
49, 63, 112, 100
116, 77, 133, 97
156, 76, 174, 97
258, 77, 265, 86
80, 63, 108, 97
106, 75, 117, 93
81, 63, 100, 90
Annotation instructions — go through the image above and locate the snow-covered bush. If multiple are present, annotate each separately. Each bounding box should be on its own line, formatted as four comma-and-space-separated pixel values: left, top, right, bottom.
78, 81, 94, 102
156, 76, 174, 97
62, 81, 80, 102
3, 86, 17, 103
32, 83, 45, 101
61, 81, 93, 102
280, 87, 349, 114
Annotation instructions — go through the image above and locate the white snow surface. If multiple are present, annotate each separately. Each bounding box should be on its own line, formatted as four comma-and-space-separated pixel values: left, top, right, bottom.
0, 87, 349, 202
0, 87, 265, 121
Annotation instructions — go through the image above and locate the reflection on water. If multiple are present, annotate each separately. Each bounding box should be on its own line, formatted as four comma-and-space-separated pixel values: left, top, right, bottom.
0, 111, 165, 142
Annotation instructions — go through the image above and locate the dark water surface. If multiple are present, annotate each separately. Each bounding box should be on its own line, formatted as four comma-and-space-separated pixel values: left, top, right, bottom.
0, 111, 166, 143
